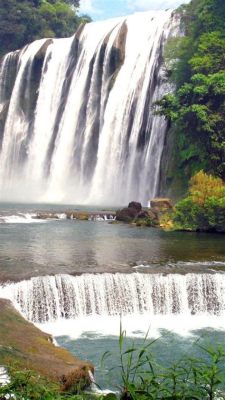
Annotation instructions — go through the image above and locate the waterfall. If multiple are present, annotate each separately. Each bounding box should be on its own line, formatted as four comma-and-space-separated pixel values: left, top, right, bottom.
1, 273, 225, 323
0, 11, 179, 206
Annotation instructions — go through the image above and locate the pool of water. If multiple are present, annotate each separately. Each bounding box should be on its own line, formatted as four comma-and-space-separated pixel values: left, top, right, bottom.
0, 203, 225, 281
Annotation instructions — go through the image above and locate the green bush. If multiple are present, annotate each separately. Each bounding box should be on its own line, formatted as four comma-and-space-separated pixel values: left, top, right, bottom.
172, 172, 225, 231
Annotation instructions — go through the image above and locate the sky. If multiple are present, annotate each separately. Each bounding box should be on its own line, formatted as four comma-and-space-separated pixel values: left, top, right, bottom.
79, 0, 190, 20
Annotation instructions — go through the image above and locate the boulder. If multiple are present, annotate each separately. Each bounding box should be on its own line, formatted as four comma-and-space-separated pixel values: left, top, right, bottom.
150, 198, 173, 211
128, 201, 142, 212
136, 210, 149, 219
116, 207, 138, 222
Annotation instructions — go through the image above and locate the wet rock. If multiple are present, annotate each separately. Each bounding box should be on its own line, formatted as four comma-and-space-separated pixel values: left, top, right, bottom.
116, 207, 138, 222
33, 213, 59, 220
35, 39, 53, 61
128, 202, 142, 212
0, 101, 9, 121
0, 101, 9, 148
136, 210, 149, 219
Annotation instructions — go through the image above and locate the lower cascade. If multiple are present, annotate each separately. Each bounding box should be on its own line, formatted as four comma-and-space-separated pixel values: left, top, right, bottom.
0, 11, 179, 205
1, 273, 225, 323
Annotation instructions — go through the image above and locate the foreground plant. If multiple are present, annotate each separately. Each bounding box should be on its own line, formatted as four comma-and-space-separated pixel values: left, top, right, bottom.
101, 324, 225, 400
0, 367, 115, 400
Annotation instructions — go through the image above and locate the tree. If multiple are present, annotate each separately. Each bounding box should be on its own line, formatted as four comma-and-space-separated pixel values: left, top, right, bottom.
158, 0, 225, 181
0, 0, 83, 57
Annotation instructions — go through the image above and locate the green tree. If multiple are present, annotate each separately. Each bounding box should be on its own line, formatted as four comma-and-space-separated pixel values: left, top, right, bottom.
0, 0, 84, 57
158, 0, 225, 182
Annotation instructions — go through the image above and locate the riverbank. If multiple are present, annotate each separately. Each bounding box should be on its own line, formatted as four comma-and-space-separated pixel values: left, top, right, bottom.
0, 299, 93, 392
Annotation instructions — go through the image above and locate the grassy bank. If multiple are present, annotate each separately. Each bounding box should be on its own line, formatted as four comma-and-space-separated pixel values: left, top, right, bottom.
0, 299, 93, 393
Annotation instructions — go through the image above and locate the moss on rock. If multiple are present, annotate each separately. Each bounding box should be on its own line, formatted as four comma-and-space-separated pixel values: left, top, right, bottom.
0, 299, 93, 392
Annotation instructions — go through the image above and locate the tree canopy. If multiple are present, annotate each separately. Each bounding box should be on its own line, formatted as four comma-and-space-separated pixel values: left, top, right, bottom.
0, 0, 89, 57
158, 0, 225, 182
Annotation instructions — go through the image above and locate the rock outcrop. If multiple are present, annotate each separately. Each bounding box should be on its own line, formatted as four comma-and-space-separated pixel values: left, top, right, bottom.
116, 202, 142, 222
116, 199, 173, 227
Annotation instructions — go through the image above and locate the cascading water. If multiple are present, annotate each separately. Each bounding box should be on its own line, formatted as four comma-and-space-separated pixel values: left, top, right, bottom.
0, 11, 179, 205
1, 273, 225, 323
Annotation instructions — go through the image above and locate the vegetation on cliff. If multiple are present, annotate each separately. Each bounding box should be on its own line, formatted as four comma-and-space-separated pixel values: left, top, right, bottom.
172, 171, 225, 232
158, 0, 225, 189
0, 0, 90, 57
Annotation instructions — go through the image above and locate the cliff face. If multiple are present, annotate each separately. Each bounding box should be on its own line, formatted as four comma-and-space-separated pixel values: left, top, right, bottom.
0, 299, 93, 391
159, 127, 189, 201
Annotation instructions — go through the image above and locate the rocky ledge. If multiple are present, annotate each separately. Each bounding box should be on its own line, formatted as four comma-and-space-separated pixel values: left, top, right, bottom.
0, 299, 93, 392
33, 210, 116, 221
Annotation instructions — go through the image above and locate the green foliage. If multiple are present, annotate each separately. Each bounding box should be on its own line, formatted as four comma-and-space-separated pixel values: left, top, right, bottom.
158, 0, 225, 181
135, 218, 158, 227
0, 0, 85, 57
173, 171, 225, 231
0, 369, 63, 399
0, 368, 105, 399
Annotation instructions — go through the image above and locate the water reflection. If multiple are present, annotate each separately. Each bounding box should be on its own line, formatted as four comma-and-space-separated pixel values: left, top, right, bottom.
0, 218, 225, 281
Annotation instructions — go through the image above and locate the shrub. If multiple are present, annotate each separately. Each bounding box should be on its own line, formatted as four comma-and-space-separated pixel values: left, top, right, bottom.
172, 171, 225, 231
189, 170, 225, 205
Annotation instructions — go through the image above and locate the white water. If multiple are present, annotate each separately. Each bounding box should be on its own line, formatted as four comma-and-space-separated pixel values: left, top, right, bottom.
0, 11, 178, 205
0, 213, 42, 224
1, 272, 225, 339
0, 211, 115, 223
0, 212, 68, 223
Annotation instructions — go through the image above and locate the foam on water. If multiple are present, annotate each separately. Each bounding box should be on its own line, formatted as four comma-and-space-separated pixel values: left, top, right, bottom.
36, 313, 225, 340
133, 261, 225, 269
0, 213, 46, 224
0, 211, 72, 223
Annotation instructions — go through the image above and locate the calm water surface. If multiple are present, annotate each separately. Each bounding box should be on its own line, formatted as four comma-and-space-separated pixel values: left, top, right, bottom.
0, 203, 225, 281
